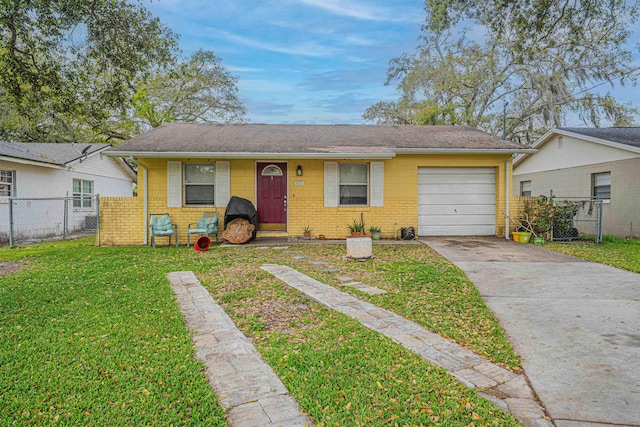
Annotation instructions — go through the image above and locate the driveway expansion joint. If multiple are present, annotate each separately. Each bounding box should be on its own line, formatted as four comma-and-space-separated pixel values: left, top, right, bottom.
261, 264, 552, 427
167, 271, 314, 427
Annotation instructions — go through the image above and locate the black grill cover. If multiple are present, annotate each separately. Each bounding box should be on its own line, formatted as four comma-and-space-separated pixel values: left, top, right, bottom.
224, 196, 258, 240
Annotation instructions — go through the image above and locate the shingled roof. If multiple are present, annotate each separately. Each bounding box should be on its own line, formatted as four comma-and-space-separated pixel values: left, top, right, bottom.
0, 141, 110, 167
106, 123, 534, 158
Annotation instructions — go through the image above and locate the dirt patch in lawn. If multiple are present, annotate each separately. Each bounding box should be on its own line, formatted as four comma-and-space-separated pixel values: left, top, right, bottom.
0, 262, 20, 277
243, 298, 315, 333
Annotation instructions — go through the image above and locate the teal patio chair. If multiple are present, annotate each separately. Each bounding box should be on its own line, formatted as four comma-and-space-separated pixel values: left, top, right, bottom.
149, 213, 178, 248
187, 212, 219, 247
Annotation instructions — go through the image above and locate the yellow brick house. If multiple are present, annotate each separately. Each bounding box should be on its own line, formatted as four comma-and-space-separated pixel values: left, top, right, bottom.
100, 123, 534, 245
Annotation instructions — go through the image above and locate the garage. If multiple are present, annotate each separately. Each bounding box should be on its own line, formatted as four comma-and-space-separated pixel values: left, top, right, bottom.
418, 167, 496, 236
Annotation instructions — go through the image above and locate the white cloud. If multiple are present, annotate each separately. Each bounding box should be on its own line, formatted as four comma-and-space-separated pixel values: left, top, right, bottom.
343, 35, 377, 46
210, 30, 340, 58
296, 0, 419, 23
227, 66, 265, 73
239, 79, 297, 92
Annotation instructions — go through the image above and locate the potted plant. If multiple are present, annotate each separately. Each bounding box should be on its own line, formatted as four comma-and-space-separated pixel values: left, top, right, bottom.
369, 225, 381, 240
517, 225, 532, 243
302, 225, 312, 238
348, 220, 362, 236
348, 213, 365, 236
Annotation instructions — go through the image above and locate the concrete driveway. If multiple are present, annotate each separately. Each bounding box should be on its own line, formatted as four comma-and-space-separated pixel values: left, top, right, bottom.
421, 237, 640, 427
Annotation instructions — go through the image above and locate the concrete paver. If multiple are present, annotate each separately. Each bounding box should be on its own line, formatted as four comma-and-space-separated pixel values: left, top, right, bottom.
167, 271, 314, 427
341, 281, 387, 295
261, 264, 551, 427
422, 237, 640, 427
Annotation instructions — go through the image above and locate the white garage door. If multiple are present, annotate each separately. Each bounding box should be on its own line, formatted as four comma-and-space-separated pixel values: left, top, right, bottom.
418, 167, 496, 236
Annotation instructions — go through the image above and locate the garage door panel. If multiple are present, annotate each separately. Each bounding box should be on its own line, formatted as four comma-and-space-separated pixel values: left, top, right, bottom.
419, 183, 496, 194
418, 204, 496, 215
418, 167, 496, 236
420, 225, 497, 236
418, 173, 496, 185
419, 194, 497, 205
418, 167, 495, 175
418, 214, 496, 226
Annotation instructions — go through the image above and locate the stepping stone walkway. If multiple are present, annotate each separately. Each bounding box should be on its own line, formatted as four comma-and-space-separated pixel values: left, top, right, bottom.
261, 264, 552, 427
167, 271, 314, 427
293, 256, 310, 260
342, 281, 387, 295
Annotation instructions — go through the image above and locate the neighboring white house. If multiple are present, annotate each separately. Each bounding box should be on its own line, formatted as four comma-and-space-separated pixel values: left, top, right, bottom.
513, 128, 640, 238
0, 141, 136, 242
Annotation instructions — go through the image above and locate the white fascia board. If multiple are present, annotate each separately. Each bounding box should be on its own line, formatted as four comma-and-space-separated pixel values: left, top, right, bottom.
556, 129, 640, 154
0, 155, 65, 169
513, 128, 640, 166
392, 148, 537, 154
115, 158, 138, 182
103, 151, 396, 159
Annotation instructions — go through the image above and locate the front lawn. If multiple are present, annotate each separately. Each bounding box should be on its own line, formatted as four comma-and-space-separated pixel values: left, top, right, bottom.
546, 236, 640, 273
0, 240, 226, 426
1, 239, 520, 426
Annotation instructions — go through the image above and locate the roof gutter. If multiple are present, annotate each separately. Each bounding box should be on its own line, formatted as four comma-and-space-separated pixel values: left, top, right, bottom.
0, 155, 65, 169
103, 151, 396, 159
392, 148, 538, 154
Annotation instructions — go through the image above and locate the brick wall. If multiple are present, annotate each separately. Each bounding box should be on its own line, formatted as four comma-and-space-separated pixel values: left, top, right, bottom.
99, 197, 144, 246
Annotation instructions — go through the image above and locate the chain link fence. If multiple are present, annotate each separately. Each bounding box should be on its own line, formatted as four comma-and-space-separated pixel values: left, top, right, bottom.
549, 196, 603, 243
1, 195, 99, 247
510, 195, 603, 243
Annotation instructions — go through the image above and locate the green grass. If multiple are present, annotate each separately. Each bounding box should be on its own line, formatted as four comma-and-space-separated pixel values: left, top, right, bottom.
279, 245, 521, 370
199, 248, 519, 426
1, 239, 521, 426
0, 240, 226, 426
546, 236, 640, 273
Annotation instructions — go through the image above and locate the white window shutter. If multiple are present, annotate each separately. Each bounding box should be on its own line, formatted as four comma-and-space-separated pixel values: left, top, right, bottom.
324, 162, 338, 207
370, 161, 384, 207
215, 161, 230, 207
167, 161, 182, 208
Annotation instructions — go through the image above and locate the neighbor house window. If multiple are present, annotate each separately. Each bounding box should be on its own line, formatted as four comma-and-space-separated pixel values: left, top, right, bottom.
184, 163, 215, 205
592, 172, 611, 201
520, 180, 532, 197
339, 163, 368, 205
0, 170, 15, 196
73, 179, 93, 208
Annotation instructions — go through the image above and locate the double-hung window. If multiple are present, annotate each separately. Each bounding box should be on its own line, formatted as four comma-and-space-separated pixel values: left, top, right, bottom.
592, 172, 611, 201
184, 163, 215, 205
339, 164, 368, 205
520, 180, 532, 197
0, 170, 15, 196
73, 179, 93, 209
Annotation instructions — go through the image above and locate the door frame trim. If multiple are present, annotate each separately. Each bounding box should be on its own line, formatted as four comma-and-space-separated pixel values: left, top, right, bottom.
255, 160, 289, 231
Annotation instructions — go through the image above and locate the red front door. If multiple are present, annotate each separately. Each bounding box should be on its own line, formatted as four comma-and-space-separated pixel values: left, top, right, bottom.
257, 162, 287, 230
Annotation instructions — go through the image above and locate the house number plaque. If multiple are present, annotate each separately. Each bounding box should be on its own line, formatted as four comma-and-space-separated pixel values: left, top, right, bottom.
294, 181, 305, 186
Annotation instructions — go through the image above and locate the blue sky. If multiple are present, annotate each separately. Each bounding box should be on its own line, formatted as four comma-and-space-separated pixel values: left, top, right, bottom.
144, 0, 424, 124
144, 0, 640, 126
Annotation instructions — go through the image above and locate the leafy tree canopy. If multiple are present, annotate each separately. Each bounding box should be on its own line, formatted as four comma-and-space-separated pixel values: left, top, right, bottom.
132, 50, 245, 130
365, 0, 640, 143
0, 1, 244, 144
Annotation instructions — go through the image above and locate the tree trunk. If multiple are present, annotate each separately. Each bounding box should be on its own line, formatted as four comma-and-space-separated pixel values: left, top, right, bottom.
221, 218, 255, 244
